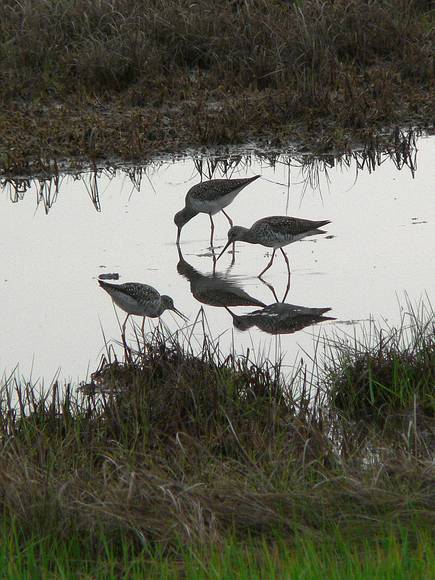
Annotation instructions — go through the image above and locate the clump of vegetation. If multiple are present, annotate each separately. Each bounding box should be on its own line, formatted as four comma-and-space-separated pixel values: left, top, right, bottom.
0, 0, 433, 170
77, 329, 293, 453
326, 301, 435, 419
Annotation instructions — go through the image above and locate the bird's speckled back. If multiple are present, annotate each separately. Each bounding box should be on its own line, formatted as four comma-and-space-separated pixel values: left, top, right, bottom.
187, 176, 259, 202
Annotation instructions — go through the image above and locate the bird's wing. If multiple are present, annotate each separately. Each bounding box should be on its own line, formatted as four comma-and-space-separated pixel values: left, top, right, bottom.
117, 283, 160, 304
195, 281, 265, 307
187, 177, 257, 202
265, 302, 332, 318
253, 216, 328, 236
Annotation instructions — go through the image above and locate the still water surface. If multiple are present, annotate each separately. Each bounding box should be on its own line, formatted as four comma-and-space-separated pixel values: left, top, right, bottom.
1, 137, 434, 382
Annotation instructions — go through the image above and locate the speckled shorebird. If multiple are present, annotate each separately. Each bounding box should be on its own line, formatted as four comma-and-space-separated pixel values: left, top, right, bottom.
226, 303, 334, 335
217, 215, 331, 277
98, 279, 187, 334
174, 175, 260, 246
177, 246, 265, 308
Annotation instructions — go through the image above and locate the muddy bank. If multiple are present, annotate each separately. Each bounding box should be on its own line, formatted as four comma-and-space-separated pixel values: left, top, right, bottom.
1, 95, 433, 175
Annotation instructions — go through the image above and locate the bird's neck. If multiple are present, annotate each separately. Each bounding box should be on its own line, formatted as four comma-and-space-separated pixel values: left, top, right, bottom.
181, 206, 198, 224
240, 227, 256, 244
177, 258, 200, 282
176, 246, 202, 283
236, 315, 256, 330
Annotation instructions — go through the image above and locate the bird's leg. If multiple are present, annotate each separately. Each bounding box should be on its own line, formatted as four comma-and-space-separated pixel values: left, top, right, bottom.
280, 249, 291, 302
280, 248, 290, 271
225, 259, 235, 275
141, 316, 146, 337
209, 242, 219, 273
122, 314, 129, 340
221, 210, 236, 256
260, 277, 279, 303
228, 245, 236, 268
212, 251, 217, 274
258, 249, 276, 278
209, 214, 215, 248
221, 209, 233, 227
122, 314, 130, 361
282, 274, 291, 303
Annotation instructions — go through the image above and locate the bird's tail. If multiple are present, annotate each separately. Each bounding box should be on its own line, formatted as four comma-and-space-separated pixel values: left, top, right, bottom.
315, 220, 331, 229
312, 307, 332, 316
98, 279, 117, 292
308, 307, 336, 323
249, 297, 267, 308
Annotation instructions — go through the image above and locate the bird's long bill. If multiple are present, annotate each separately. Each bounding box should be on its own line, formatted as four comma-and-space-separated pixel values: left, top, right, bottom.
216, 240, 232, 261
172, 307, 188, 321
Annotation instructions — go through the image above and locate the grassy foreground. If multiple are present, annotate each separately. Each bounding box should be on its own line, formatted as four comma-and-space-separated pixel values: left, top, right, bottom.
2, 524, 433, 578
0, 0, 434, 172
0, 303, 433, 577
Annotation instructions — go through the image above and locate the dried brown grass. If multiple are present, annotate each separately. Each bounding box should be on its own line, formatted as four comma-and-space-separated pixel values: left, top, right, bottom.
0, 1, 433, 170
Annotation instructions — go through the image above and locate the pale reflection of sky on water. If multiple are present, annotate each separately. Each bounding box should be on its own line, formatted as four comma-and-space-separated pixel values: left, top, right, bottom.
0, 136, 434, 383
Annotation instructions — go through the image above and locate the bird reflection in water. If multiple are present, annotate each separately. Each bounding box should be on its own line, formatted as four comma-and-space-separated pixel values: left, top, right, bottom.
258, 266, 291, 304
177, 245, 265, 309
226, 302, 334, 335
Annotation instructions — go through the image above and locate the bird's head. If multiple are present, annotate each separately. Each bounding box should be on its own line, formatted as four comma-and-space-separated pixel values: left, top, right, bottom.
224, 307, 254, 331
232, 315, 254, 331
173, 210, 187, 229
160, 295, 188, 321
216, 226, 248, 261
174, 208, 197, 243
227, 226, 247, 243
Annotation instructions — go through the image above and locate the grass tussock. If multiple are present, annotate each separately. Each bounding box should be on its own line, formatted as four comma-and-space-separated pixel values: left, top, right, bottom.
0, 0, 433, 170
0, 303, 434, 572
326, 301, 435, 419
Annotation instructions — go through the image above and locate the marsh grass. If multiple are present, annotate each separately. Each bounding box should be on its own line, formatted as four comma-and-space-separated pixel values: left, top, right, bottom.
0, 1, 433, 170
1, 0, 432, 102
0, 300, 433, 577
325, 299, 434, 420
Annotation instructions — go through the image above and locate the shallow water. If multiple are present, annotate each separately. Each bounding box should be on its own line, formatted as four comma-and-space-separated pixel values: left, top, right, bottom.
1, 136, 434, 383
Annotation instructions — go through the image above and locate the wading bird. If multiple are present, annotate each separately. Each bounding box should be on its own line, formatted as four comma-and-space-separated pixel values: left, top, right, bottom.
174, 175, 260, 246
98, 279, 187, 335
217, 215, 330, 277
